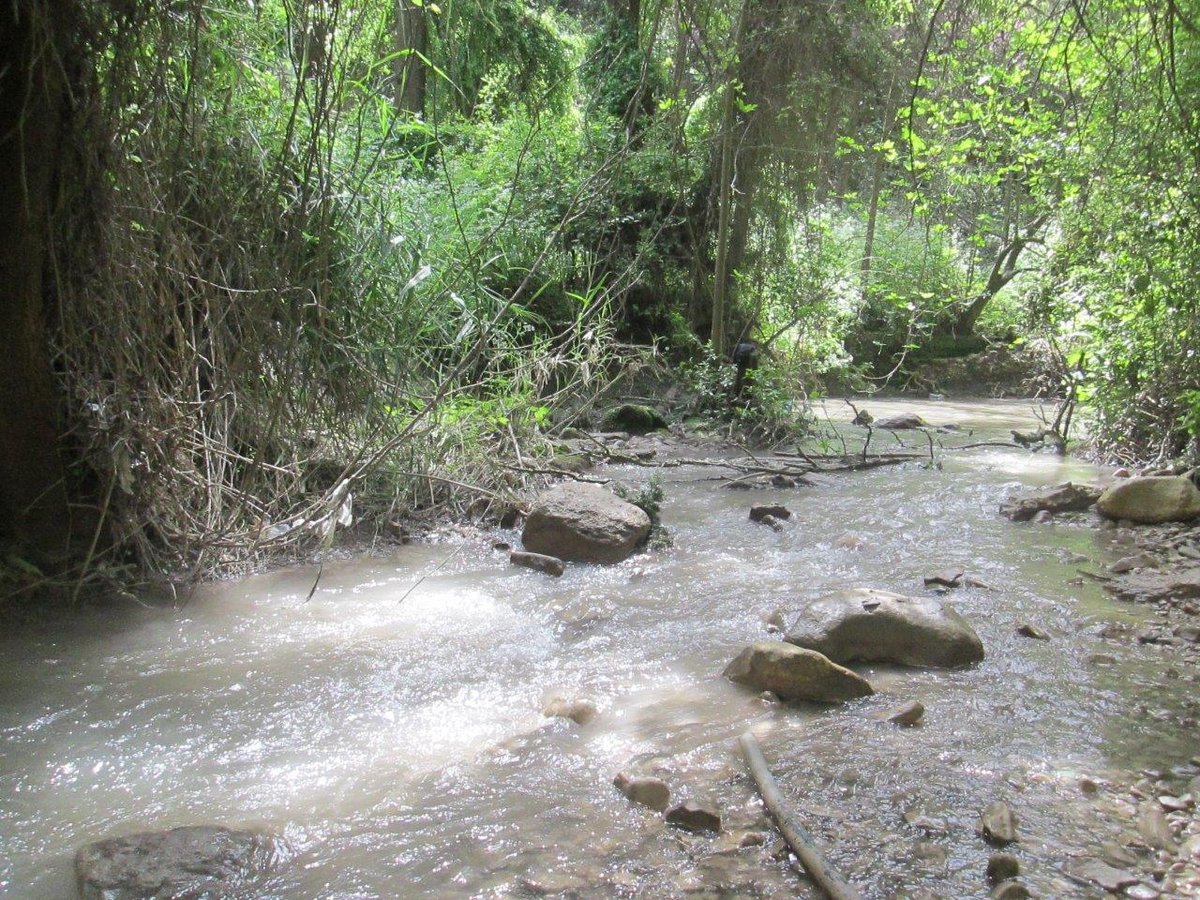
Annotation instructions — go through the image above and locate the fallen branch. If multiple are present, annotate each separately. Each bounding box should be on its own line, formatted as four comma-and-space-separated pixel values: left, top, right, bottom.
739, 732, 863, 900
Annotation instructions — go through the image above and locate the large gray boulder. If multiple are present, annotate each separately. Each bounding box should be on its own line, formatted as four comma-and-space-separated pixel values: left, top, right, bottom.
723, 641, 874, 702
1096, 476, 1200, 524
522, 483, 651, 563
75, 825, 280, 899
785, 589, 985, 668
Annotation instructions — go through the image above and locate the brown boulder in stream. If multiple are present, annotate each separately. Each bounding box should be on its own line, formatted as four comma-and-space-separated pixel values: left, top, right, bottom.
1096, 475, 1200, 524
785, 589, 984, 669
75, 825, 281, 899
723, 641, 874, 702
522, 483, 650, 564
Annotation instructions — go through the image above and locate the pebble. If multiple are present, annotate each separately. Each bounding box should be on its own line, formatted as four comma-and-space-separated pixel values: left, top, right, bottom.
979, 801, 1019, 846
1017, 623, 1051, 640
885, 700, 925, 727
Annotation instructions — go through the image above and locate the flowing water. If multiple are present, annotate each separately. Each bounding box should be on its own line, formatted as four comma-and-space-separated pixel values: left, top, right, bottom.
1, 399, 1196, 898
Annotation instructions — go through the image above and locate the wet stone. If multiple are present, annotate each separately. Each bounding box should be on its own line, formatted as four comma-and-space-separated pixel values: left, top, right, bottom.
665, 801, 722, 834
75, 825, 280, 900
613, 773, 671, 812
1101, 840, 1138, 868
988, 878, 1032, 899
510, 550, 565, 577
1017, 623, 1051, 640
885, 700, 925, 727
1124, 884, 1161, 899
1137, 801, 1176, 850
987, 852, 1021, 882
749, 504, 791, 522
979, 801, 1019, 845
542, 697, 598, 725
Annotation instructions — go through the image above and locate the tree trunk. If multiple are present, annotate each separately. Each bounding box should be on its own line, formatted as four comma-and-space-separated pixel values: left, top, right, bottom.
393, 0, 428, 118
710, 0, 750, 358
0, 1, 76, 566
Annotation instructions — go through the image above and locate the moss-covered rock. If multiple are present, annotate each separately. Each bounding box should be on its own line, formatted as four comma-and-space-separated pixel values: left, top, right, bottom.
601, 404, 667, 435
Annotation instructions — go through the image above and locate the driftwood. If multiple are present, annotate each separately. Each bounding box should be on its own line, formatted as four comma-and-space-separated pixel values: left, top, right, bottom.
739, 732, 863, 900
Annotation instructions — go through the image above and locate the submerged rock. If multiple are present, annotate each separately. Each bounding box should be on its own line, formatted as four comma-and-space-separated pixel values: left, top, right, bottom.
724, 641, 874, 702
665, 801, 722, 833
75, 825, 281, 900
987, 852, 1020, 882
1000, 482, 1102, 522
522, 483, 650, 563
601, 403, 668, 435
1097, 475, 1200, 524
874, 413, 928, 430
785, 589, 985, 669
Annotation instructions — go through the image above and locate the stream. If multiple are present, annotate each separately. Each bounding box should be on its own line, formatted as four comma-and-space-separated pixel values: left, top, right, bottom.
2, 399, 1197, 898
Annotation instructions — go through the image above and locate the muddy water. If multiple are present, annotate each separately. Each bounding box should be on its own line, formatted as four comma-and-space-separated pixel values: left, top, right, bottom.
1, 400, 1195, 897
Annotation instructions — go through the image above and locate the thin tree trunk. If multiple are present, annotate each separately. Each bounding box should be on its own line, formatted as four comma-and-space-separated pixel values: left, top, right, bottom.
0, 1, 76, 565
710, 0, 749, 358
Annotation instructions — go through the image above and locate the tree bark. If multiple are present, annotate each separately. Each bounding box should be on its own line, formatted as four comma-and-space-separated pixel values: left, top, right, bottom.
0, 1, 77, 566
394, 0, 428, 119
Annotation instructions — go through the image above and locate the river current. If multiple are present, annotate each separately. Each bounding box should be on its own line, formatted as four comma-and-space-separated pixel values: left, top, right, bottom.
1, 399, 1195, 897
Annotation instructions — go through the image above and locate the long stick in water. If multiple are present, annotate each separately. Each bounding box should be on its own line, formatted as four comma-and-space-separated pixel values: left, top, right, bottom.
739, 731, 863, 900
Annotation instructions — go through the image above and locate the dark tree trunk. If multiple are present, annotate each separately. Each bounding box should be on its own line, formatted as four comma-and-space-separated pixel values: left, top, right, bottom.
0, 1, 77, 566
394, 0, 428, 118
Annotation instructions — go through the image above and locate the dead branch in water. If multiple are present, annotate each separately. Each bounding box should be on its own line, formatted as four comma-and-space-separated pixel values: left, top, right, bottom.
739, 732, 863, 900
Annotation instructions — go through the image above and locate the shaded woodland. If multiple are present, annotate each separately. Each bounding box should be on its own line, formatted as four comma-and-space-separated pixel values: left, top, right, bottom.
2, 0, 1199, 597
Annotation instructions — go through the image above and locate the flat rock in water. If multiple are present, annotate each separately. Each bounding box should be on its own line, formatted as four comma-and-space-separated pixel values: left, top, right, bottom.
522, 483, 650, 564
1016, 623, 1050, 640
923, 569, 963, 588
785, 589, 984, 669
1137, 800, 1176, 850
723, 641, 874, 703
613, 772, 670, 811
874, 413, 928, 430
1000, 482, 1102, 522
510, 550, 565, 577
75, 825, 280, 900
1064, 859, 1141, 893
979, 801, 1019, 845
543, 697, 598, 725
1097, 475, 1200, 524
665, 801, 722, 833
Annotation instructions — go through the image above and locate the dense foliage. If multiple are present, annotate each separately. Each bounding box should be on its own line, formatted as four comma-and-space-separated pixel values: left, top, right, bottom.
2, 0, 1198, 594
